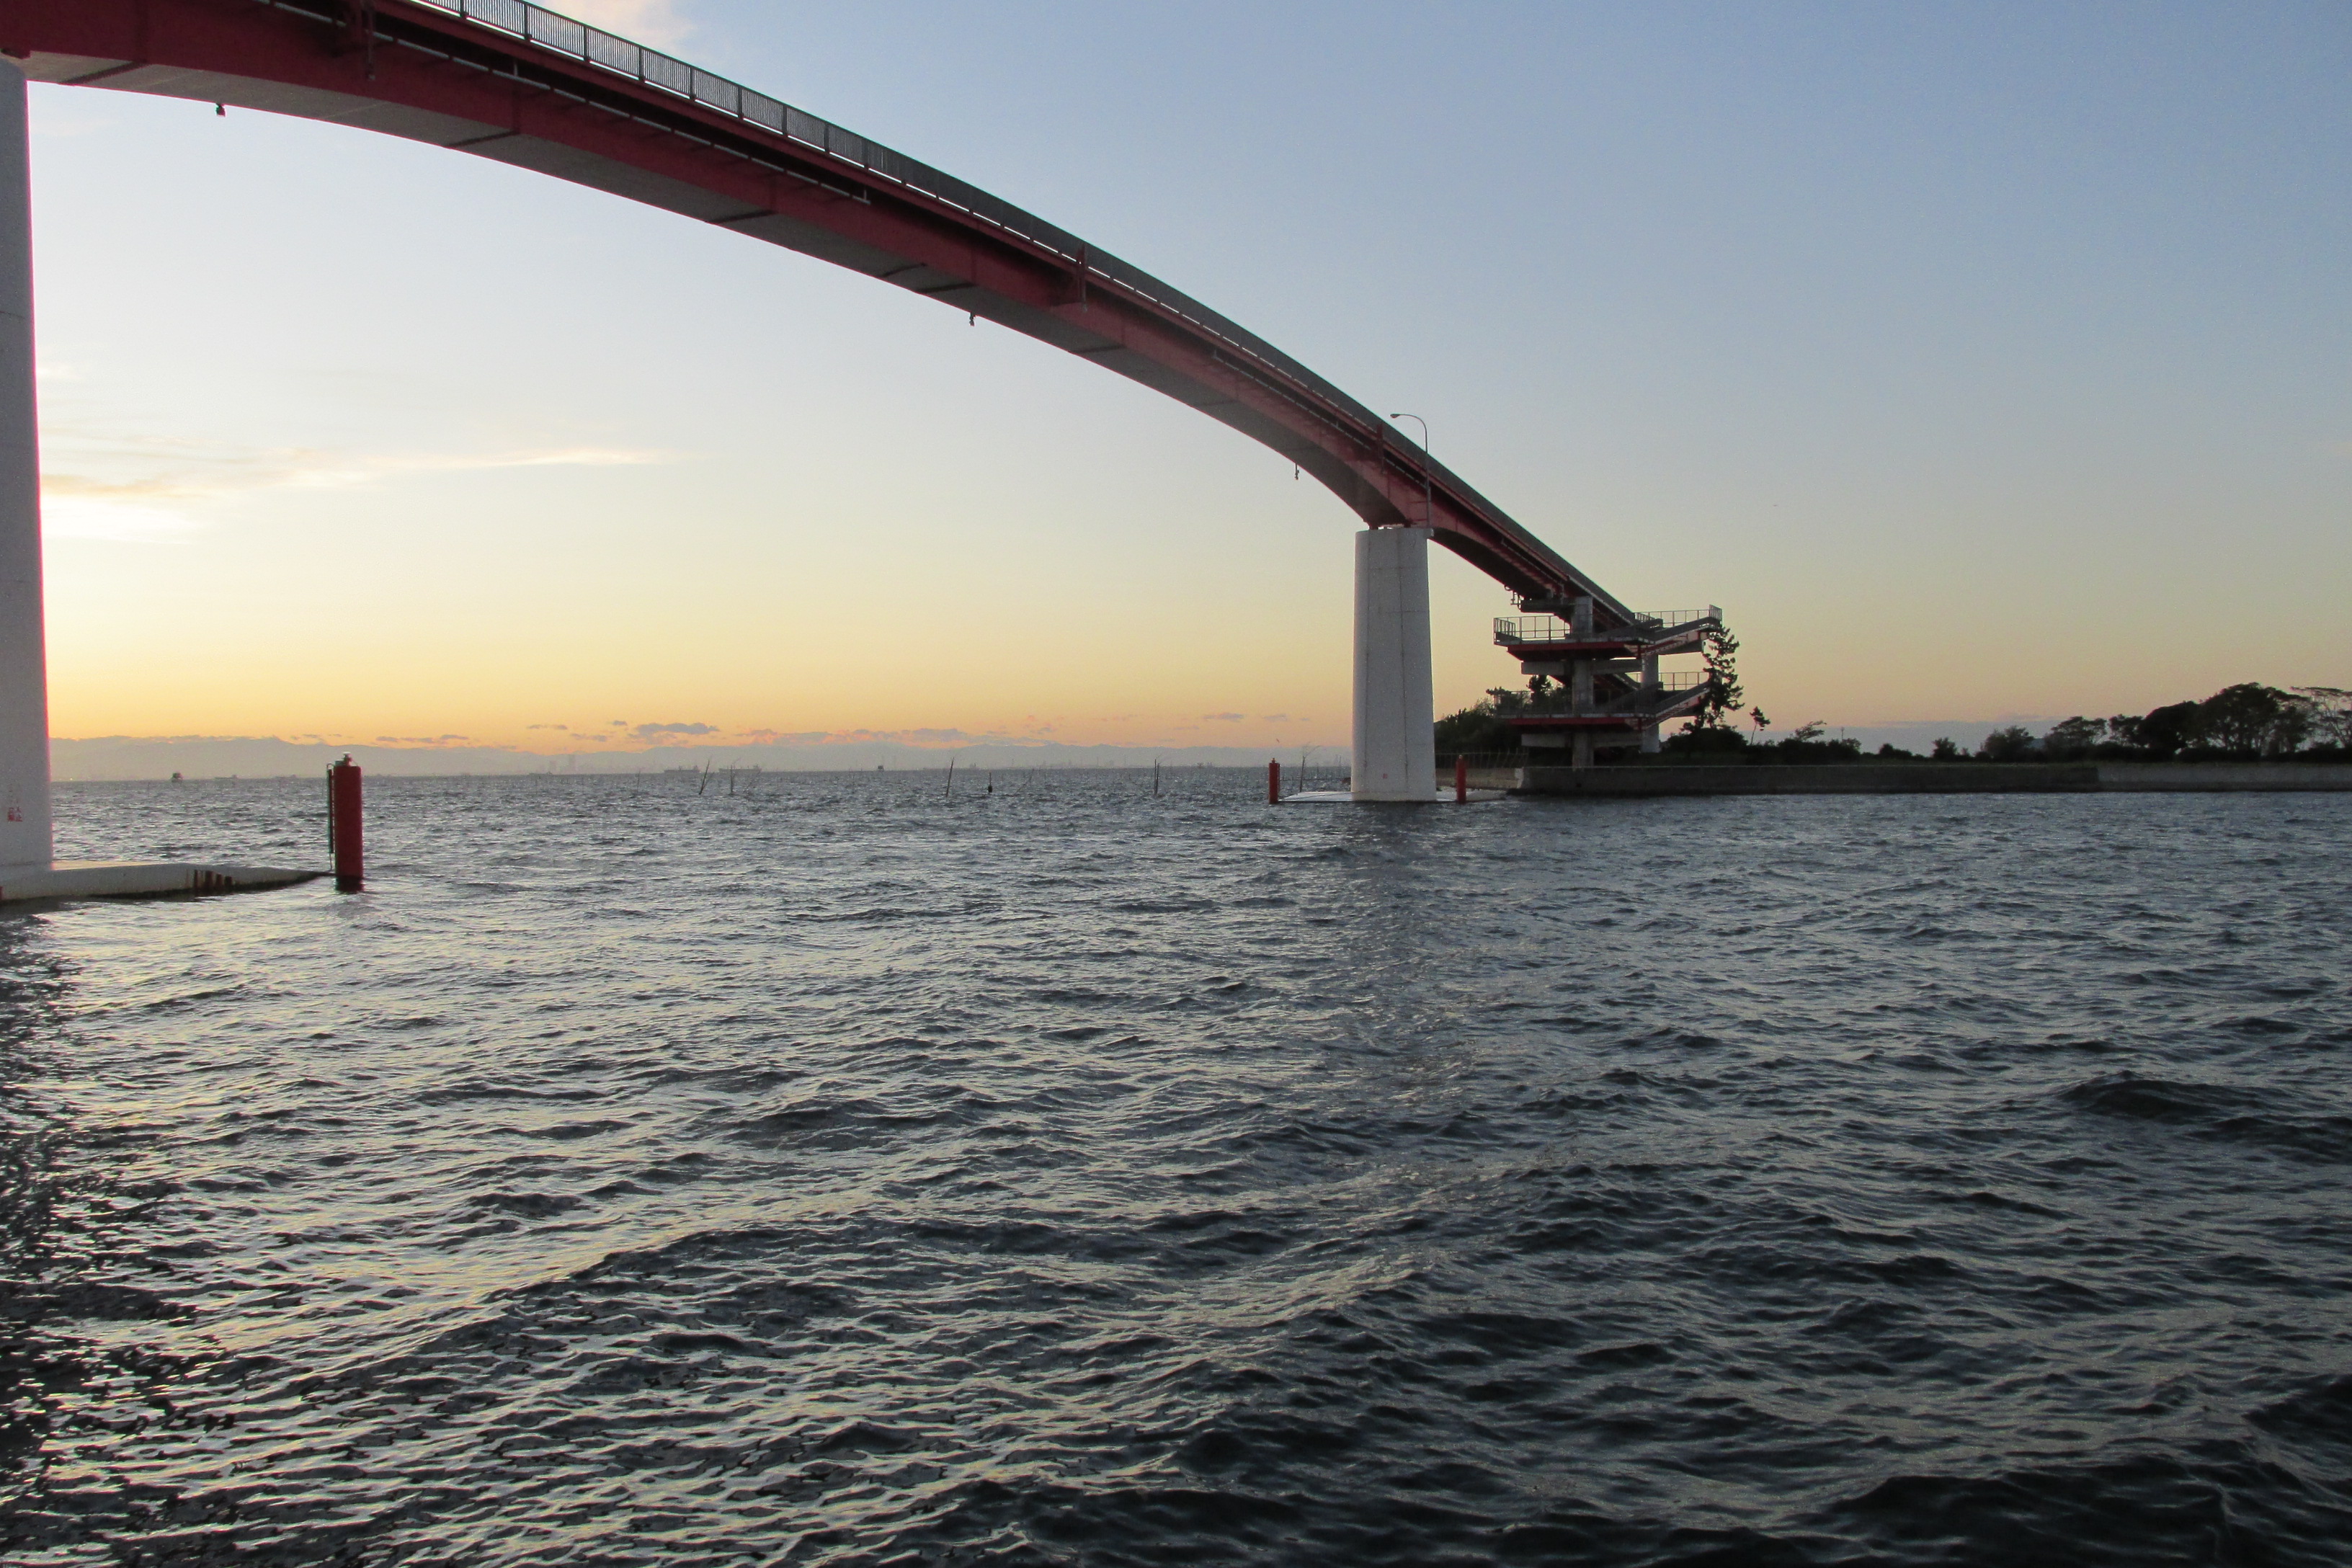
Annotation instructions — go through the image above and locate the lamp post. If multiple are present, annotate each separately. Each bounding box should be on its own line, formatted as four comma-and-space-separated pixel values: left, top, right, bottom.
1388, 412, 1435, 528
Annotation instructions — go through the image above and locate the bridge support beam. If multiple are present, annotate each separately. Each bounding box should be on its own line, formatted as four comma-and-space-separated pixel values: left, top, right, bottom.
1351, 527, 1435, 802
0, 64, 50, 868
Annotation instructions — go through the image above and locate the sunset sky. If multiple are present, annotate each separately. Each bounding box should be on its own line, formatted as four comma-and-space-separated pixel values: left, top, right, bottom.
30, 0, 2352, 754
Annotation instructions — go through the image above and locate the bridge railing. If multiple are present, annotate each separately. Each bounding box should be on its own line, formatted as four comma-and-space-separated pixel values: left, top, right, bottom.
407, 0, 1388, 444
1636, 608, 1724, 635
1494, 609, 1721, 645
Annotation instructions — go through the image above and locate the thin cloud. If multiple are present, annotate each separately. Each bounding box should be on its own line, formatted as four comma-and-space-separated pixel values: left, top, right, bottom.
819, 727, 981, 745
45, 442, 673, 501
39, 436, 676, 542
785, 728, 1059, 748
1203, 713, 1244, 722
633, 721, 717, 741
41, 497, 202, 543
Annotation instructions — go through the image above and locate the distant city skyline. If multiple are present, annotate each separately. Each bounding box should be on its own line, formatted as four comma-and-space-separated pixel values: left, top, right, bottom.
30, 0, 2350, 751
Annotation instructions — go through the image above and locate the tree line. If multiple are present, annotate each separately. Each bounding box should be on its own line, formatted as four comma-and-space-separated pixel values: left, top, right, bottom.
1972, 684, 2349, 762
1439, 671, 2351, 765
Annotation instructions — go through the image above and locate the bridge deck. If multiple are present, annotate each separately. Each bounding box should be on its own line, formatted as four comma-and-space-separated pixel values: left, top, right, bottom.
9, 0, 1652, 618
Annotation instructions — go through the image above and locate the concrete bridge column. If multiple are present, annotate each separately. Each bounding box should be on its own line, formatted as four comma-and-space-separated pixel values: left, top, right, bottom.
0, 63, 50, 868
1351, 526, 1435, 801
1639, 652, 1662, 754
1568, 597, 1595, 771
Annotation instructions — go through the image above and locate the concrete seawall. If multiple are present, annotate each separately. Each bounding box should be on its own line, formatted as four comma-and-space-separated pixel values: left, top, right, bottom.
2096, 763, 2352, 791
1515, 763, 2352, 797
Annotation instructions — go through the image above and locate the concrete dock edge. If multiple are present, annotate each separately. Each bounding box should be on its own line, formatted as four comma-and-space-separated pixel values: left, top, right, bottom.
0, 861, 324, 903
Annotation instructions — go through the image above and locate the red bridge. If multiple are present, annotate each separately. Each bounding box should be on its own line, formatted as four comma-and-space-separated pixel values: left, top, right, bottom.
7, 0, 1648, 612
0, 0, 1723, 808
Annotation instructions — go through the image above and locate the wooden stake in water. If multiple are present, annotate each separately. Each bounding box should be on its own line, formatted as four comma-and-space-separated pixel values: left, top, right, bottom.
326, 756, 364, 892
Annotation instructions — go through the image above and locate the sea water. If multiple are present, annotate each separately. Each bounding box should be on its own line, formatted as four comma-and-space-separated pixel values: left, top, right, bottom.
2, 772, 2348, 1565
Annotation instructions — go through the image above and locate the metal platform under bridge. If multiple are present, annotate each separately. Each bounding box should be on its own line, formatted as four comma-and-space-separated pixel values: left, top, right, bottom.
1495, 604, 1727, 767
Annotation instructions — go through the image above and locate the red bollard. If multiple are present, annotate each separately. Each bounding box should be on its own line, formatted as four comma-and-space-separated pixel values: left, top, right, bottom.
1455, 755, 1469, 803
1268, 760, 1281, 804
327, 755, 364, 891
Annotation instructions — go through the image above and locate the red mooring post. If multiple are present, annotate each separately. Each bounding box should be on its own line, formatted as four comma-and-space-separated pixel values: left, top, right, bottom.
1455, 755, 1469, 803
1268, 760, 1281, 804
327, 755, 364, 891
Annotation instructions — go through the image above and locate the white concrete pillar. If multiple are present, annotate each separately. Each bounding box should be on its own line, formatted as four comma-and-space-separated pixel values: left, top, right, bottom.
1351, 526, 1435, 801
1639, 652, 1662, 754
0, 65, 49, 868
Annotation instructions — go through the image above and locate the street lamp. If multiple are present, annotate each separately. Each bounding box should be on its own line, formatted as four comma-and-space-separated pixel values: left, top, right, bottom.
1388, 412, 1435, 527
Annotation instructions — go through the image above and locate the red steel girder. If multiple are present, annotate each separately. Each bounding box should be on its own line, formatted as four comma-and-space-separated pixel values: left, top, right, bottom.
3, 0, 1628, 610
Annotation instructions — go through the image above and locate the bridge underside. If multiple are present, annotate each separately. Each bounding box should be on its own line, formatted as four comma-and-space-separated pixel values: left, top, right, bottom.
2, 0, 1735, 815
7, 0, 1635, 615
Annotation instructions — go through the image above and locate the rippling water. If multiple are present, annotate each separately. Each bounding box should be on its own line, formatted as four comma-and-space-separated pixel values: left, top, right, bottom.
1, 771, 2348, 1565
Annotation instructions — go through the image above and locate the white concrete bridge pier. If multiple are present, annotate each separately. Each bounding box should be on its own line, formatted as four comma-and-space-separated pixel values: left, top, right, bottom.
1351, 526, 1436, 802
0, 63, 313, 901
0, 62, 52, 868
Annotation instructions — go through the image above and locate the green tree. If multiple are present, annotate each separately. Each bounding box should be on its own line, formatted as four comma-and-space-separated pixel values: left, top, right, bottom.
2119, 701, 2201, 760
2040, 716, 2107, 760
1435, 692, 1524, 755
1978, 725, 2039, 762
1692, 625, 1745, 729
1663, 723, 1750, 756
2295, 687, 2351, 752
2192, 683, 2304, 756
